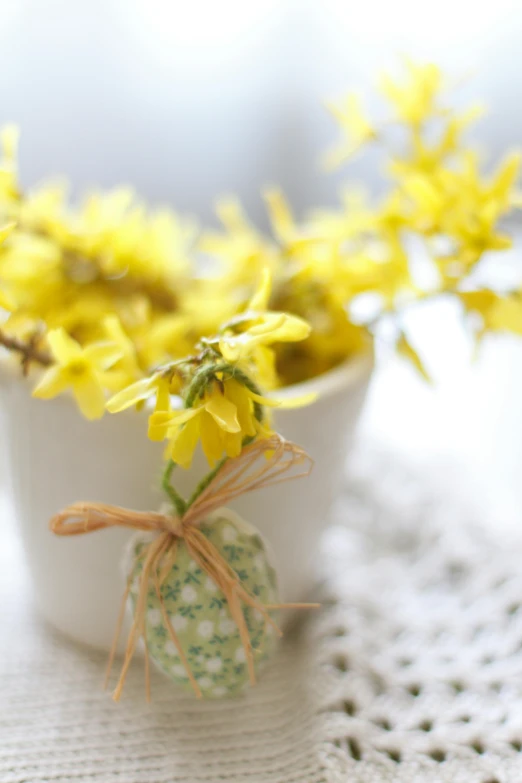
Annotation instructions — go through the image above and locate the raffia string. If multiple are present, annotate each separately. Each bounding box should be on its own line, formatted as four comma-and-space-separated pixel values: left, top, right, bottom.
50, 435, 316, 701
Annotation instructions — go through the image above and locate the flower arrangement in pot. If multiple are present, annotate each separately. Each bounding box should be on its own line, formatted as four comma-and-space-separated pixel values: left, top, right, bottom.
1, 61, 521, 699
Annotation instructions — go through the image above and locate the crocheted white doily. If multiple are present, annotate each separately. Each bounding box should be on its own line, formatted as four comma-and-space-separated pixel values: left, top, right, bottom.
1, 445, 522, 783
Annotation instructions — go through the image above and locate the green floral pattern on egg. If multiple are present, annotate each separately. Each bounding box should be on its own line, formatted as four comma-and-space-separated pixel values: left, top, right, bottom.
128, 510, 279, 699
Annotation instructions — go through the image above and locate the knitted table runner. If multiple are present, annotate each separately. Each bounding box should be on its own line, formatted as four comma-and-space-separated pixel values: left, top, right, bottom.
1, 443, 521, 783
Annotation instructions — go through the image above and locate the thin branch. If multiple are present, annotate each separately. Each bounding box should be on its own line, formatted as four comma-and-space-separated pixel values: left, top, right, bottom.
0, 328, 52, 374
23, 221, 178, 313
161, 459, 187, 517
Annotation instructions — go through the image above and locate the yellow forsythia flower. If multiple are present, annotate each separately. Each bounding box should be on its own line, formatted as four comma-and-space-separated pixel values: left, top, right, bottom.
218, 269, 311, 363
101, 315, 142, 390
198, 196, 276, 291
1, 59, 521, 411
0, 221, 16, 309
396, 332, 432, 383
379, 60, 443, 126
323, 93, 377, 169
33, 328, 122, 419
459, 289, 522, 340
263, 188, 298, 245
149, 369, 316, 469
106, 373, 173, 413
148, 378, 269, 468
0, 125, 20, 203
0, 289, 14, 311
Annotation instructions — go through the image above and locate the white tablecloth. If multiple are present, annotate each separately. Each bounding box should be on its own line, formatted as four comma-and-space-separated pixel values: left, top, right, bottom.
3, 432, 522, 783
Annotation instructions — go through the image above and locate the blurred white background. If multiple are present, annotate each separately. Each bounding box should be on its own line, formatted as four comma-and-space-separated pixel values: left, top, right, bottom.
0, 0, 521, 220
1, 0, 522, 525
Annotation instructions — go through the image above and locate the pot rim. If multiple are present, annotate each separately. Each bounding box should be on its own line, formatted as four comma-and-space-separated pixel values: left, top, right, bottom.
272, 347, 374, 402
0, 344, 375, 408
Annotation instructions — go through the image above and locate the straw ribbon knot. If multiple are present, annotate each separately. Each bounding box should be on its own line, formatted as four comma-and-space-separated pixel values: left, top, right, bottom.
50, 435, 315, 701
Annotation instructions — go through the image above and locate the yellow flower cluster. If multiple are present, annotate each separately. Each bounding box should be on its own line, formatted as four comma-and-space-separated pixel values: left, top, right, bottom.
321, 60, 522, 345
104, 272, 313, 468
0, 60, 521, 470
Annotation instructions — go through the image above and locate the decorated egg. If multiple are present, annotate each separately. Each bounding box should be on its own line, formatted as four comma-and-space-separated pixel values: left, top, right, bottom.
127, 508, 280, 699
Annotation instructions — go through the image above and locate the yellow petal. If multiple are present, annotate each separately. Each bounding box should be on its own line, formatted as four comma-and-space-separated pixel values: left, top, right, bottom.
254, 418, 274, 439
246, 313, 286, 336
204, 390, 241, 433
248, 267, 272, 312
47, 328, 82, 365
0, 288, 15, 311
246, 390, 282, 408
154, 377, 171, 414
220, 308, 307, 366
1, 125, 19, 161
223, 430, 243, 459
84, 341, 123, 370
106, 376, 157, 412
215, 196, 250, 235
224, 379, 257, 437
149, 407, 199, 441
491, 152, 521, 204
169, 416, 201, 469
0, 222, 15, 244
102, 316, 138, 367
219, 336, 247, 363
148, 411, 173, 442
170, 419, 199, 470
247, 388, 318, 409
257, 312, 311, 343
489, 297, 522, 335
251, 345, 278, 390
72, 373, 106, 420
264, 188, 294, 242
403, 174, 444, 215
322, 94, 376, 169
269, 390, 318, 409
219, 318, 282, 362
200, 412, 224, 466
32, 367, 70, 400
103, 314, 129, 344
397, 333, 432, 384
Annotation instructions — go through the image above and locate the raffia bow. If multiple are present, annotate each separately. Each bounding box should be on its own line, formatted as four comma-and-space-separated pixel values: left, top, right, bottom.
50, 435, 315, 701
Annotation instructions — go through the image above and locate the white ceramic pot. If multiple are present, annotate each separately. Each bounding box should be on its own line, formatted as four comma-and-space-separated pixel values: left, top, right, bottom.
0, 352, 373, 651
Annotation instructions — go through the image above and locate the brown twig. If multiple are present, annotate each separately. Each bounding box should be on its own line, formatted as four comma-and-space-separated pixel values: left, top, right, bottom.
0, 328, 52, 373
25, 222, 179, 313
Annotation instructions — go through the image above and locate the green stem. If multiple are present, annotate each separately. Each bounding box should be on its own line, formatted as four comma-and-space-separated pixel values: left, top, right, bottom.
186, 456, 228, 510
185, 435, 256, 511
225, 366, 265, 423
183, 363, 221, 407
161, 459, 187, 517
184, 361, 265, 422
167, 361, 266, 514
